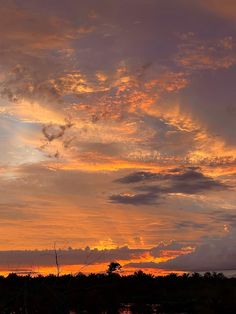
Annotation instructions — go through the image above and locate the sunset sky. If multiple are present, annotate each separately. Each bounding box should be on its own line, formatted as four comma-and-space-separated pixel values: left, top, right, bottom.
0, 0, 236, 275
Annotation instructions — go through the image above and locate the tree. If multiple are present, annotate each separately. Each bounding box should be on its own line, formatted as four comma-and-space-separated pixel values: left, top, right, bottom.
107, 262, 122, 275
54, 242, 60, 277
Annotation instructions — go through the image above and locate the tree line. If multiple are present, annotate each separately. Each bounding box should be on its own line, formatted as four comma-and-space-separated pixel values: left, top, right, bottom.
0, 264, 235, 313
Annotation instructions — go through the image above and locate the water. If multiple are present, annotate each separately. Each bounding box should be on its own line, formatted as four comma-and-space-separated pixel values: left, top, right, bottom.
70, 304, 162, 314
119, 303, 159, 313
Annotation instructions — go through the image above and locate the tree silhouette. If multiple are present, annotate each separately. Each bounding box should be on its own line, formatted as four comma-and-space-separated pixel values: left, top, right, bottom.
0, 271, 235, 313
107, 262, 122, 275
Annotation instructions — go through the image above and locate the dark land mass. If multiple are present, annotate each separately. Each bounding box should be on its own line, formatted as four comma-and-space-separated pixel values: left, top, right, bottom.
0, 271, 236, 313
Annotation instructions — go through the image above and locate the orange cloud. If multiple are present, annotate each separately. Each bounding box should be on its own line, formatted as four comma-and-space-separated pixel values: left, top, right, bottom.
200, 0, 236, 21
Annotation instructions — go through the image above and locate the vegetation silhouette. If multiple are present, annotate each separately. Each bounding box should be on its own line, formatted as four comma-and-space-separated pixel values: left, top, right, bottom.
0, 265, 235, 313
106, 262, 122, 275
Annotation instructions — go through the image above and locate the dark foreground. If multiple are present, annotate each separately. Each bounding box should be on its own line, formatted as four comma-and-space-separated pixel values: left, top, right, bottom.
0, 271, 236, 313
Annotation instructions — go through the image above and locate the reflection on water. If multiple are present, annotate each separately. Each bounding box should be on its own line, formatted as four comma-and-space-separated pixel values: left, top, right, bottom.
70, 304, 161, 314
119, 303, 159, 313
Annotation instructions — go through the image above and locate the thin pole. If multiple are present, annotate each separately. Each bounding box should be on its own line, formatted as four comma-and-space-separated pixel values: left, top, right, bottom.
54, 242, 60, 277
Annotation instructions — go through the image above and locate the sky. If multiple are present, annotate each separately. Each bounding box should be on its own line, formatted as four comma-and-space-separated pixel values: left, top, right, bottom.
0, 0, 236, 276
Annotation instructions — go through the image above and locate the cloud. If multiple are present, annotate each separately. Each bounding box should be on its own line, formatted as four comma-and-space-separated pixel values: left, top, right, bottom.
0, 4, 94, 51
111, 168, 227, 205
125, 226, 236, 272
0, 241, 191, 270
42, 120, 73, 142
116, 171, 160, 184
109, 192, 157, 205
164, 168, 227, 194
0, 5, 235, 170
176, 33, 236, 71
174, 221, 207, 230
199, 0, 236, 22
0, 203, 39, 220
0, 0, 235, 263
156, 231, 236, 271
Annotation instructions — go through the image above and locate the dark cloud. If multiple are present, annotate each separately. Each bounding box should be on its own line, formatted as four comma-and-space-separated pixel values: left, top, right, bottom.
112, 168, 227, 205
150, 241, 188, 257
165, 169, 226, 194
125, 261, 161, 269
0, 246, 137, 267
116, 171, 160, 184
109, 192, 157, 205
0, 242, 188, 269
117, 168, 225, 189
174, 221, 207, 230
